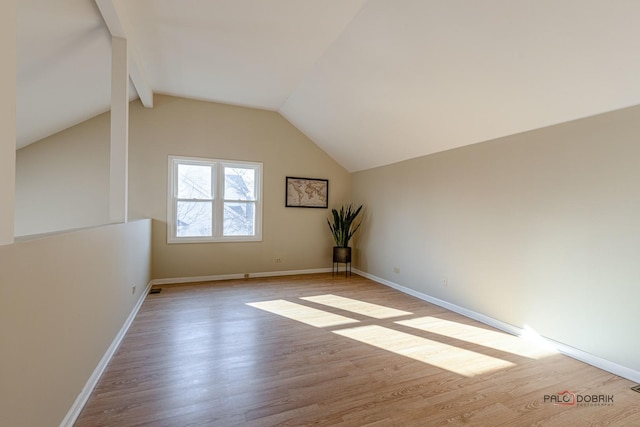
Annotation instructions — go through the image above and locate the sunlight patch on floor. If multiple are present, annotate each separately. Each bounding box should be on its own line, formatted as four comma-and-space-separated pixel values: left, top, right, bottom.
396, 317, 557, 359
334, 325, 515, 377
300, 294, 413, 319
246, 300, 359, 327
519, 324, 558, 352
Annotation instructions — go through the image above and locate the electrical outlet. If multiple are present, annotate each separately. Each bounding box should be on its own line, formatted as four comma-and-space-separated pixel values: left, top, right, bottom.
132, 285, 136, 294
393, 267, 400, 274
442, 277, 448, 287
275, 258, 283, 263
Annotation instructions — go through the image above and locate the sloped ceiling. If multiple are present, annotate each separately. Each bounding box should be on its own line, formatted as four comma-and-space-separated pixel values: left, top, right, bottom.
17, 0, 640, 172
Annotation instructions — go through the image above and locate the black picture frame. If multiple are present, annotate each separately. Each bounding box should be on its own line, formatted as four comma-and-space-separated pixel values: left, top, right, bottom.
285, 177, 329, 208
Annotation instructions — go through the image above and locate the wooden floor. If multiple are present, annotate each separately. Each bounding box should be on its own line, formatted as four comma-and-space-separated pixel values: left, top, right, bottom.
75, 274, 640, 426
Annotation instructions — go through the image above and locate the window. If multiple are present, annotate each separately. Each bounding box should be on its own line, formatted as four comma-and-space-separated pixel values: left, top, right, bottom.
168, 156, 262, 243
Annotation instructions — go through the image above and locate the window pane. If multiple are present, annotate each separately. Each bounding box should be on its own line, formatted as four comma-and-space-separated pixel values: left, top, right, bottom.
224, 167, 255, 201
177, 201, 212, 236
223, 202, 255, 236
178, 164, 212, 199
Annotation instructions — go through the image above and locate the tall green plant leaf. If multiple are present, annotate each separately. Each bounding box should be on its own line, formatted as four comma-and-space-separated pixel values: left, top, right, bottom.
327, 204, 363, 247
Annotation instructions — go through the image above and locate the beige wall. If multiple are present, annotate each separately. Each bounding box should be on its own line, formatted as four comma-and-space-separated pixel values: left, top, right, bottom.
0, 220, 152, 427
15, 113, 110, 236
15, 95, 352, 278
352, 105, 640, 372
128, 96, 351, 279
0, 0, 16, 244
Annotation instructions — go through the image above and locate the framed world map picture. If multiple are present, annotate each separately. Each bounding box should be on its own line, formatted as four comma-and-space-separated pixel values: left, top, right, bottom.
285, 177, 328, 208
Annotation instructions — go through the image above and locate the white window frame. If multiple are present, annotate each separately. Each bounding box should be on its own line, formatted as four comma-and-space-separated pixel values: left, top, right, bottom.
167, 155, 263, 243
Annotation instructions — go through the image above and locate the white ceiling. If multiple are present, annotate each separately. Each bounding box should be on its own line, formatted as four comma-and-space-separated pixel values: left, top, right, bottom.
17, 0, 640, 172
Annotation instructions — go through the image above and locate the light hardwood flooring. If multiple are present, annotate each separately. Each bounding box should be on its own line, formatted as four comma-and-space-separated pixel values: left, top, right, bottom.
75, 273, 640, 426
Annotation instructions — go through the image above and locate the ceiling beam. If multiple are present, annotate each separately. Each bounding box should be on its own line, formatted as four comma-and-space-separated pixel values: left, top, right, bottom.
95, 0, 153, 108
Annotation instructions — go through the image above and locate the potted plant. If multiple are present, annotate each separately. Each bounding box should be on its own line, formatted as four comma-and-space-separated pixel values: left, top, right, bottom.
327, 204, 363, 264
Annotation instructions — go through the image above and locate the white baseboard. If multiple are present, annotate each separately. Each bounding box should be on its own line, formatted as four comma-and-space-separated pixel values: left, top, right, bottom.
353, 268, 640, 384
60, 281, 153, 427
149, 267, 333, 286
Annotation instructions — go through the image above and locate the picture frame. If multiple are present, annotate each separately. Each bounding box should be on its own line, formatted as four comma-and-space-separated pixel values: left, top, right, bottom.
285, 177, 329, 208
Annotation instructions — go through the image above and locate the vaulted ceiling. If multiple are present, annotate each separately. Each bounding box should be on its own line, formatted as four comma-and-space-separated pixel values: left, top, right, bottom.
17, 0, 640, 172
